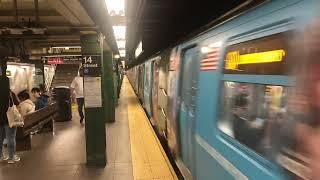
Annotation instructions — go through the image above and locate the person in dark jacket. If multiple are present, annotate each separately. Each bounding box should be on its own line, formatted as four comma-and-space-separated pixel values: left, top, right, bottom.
232, 94, 264, 151
31, 87, 48, 110
0, 60, 20, 164
39, 84, 50, 108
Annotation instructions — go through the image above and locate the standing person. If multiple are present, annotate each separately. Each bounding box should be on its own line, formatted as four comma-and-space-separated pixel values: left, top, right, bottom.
0, 60, 20, 164
3, 90, 19, 147
71, 70, 84, 123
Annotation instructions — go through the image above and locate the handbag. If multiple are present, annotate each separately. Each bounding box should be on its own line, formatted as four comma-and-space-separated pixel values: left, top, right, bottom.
7, 93, 24, 128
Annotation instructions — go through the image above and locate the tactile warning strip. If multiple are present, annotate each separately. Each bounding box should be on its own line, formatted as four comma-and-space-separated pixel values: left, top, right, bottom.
124, 77, 178, 180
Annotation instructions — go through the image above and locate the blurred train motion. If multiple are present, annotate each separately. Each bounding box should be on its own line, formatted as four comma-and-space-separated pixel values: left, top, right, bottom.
127, 0, 320, 179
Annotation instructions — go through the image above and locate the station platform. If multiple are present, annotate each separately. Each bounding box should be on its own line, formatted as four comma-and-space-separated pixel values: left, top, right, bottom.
0, 77, 177, 180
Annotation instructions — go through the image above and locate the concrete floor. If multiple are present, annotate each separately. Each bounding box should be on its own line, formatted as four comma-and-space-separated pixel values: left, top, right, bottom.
0, 85, 133, 180
0, 78, 178, 180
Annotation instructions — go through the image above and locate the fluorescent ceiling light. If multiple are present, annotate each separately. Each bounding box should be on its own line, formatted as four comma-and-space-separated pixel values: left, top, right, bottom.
105, 0, 125, 16
135, 41, 143, 58
116, 40, 126, 49
113, 26, 126, 40
119, 50, 126, 57
114, 54, 120, 59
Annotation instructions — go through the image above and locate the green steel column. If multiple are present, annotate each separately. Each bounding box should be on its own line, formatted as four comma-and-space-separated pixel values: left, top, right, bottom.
81, 34, 106, 167
113, 59, 119, 106
102, 51, 115, 123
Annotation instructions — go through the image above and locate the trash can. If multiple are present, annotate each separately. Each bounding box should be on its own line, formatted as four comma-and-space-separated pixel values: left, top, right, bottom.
53, 86, 72, 122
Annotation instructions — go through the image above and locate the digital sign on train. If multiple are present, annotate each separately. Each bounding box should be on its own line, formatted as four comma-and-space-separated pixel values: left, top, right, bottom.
224, 32, 290, 75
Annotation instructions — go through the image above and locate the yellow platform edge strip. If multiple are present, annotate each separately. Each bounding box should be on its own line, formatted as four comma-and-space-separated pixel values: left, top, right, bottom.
125, 76, 178, 180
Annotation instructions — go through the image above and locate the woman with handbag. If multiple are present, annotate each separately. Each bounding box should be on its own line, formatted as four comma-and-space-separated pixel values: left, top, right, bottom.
0, 61, 20, 164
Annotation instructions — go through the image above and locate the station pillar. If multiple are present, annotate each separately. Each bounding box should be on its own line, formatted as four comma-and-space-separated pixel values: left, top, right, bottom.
113, 61, 119, 105
81, 34, 106, 167
102, 51, 115, 123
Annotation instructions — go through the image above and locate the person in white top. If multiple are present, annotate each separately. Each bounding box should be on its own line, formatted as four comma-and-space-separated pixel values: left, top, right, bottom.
70, 70, 84, 123
17, 90, 35, 117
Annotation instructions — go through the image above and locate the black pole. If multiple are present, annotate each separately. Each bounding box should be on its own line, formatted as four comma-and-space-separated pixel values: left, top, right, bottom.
34, 0, 39, 25
13, 0, 18, 24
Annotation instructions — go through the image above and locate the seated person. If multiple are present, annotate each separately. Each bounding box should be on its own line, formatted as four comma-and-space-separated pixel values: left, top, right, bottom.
30, 87, 39, 103
31, 87, 49, 110
39, 84, 51, 104
17, 90, 35, 116
232, 94, 265, 151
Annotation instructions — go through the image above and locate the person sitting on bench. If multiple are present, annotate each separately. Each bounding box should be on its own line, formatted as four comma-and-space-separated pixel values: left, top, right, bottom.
17, 90, 35, 116
31, 87, 49, 110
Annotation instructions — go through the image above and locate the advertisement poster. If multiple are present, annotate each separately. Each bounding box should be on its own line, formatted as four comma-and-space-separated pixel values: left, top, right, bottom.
84, 77, 102, 108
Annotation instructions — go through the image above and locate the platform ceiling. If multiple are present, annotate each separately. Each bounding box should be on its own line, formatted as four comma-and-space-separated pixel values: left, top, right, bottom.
0, 0, 118, 60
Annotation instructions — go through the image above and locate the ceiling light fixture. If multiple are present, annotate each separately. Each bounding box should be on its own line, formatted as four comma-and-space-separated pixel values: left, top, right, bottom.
112, 26, 126, 40
105, 0, 125, 16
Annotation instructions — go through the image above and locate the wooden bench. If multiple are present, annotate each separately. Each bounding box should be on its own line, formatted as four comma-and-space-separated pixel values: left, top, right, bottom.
16, 103, 58, 151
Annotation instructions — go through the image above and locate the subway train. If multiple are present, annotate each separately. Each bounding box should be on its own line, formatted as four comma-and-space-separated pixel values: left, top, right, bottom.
127, 0, 319, 179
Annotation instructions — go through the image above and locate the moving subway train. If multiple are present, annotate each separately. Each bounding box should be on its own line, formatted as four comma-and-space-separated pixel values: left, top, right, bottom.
127, 0, 319, 179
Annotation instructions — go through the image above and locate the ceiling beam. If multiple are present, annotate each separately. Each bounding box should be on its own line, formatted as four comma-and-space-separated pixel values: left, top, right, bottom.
31, 42, 81, 48
31, 39, 80, 43
0, 10, 60, 16
36, 35, 80, 40
31, 38, 80, 42
0, 1, 52, 10
0, 34, 80, 40
47, 0, 81, 25
110, 16, 126, 26
34, 0, 40, 24
61, 0, 95, 26
0, 21, 71, 27
0, 16, 67, 24
30, 52, 82, 56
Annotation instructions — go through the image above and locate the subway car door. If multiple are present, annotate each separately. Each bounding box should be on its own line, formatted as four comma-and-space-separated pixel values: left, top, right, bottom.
178, 46, 200, 174
144, 62, 153, 117
151, 61, 159, 126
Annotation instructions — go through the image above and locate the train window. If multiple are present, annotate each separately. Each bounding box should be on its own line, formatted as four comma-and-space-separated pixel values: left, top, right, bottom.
218, 81, 288, 159
224, 32, 291, 75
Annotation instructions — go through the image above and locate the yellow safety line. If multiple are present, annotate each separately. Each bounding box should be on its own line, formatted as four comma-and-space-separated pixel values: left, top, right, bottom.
124, 76, 178, 180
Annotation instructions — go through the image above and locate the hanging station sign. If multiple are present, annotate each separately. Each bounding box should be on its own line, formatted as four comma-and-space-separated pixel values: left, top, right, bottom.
42, 56, 83, 65
47, 57, 64, 64
82, 55, 102, 77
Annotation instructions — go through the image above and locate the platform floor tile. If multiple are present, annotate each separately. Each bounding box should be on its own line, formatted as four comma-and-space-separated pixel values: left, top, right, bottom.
124, 77, 178, 180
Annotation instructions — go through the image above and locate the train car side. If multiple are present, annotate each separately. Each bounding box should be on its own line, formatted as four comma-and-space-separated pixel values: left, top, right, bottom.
127, 0, 318, 179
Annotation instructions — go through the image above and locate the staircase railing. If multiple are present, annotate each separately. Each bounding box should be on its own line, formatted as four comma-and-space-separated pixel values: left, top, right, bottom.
44, 64, 56, 91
